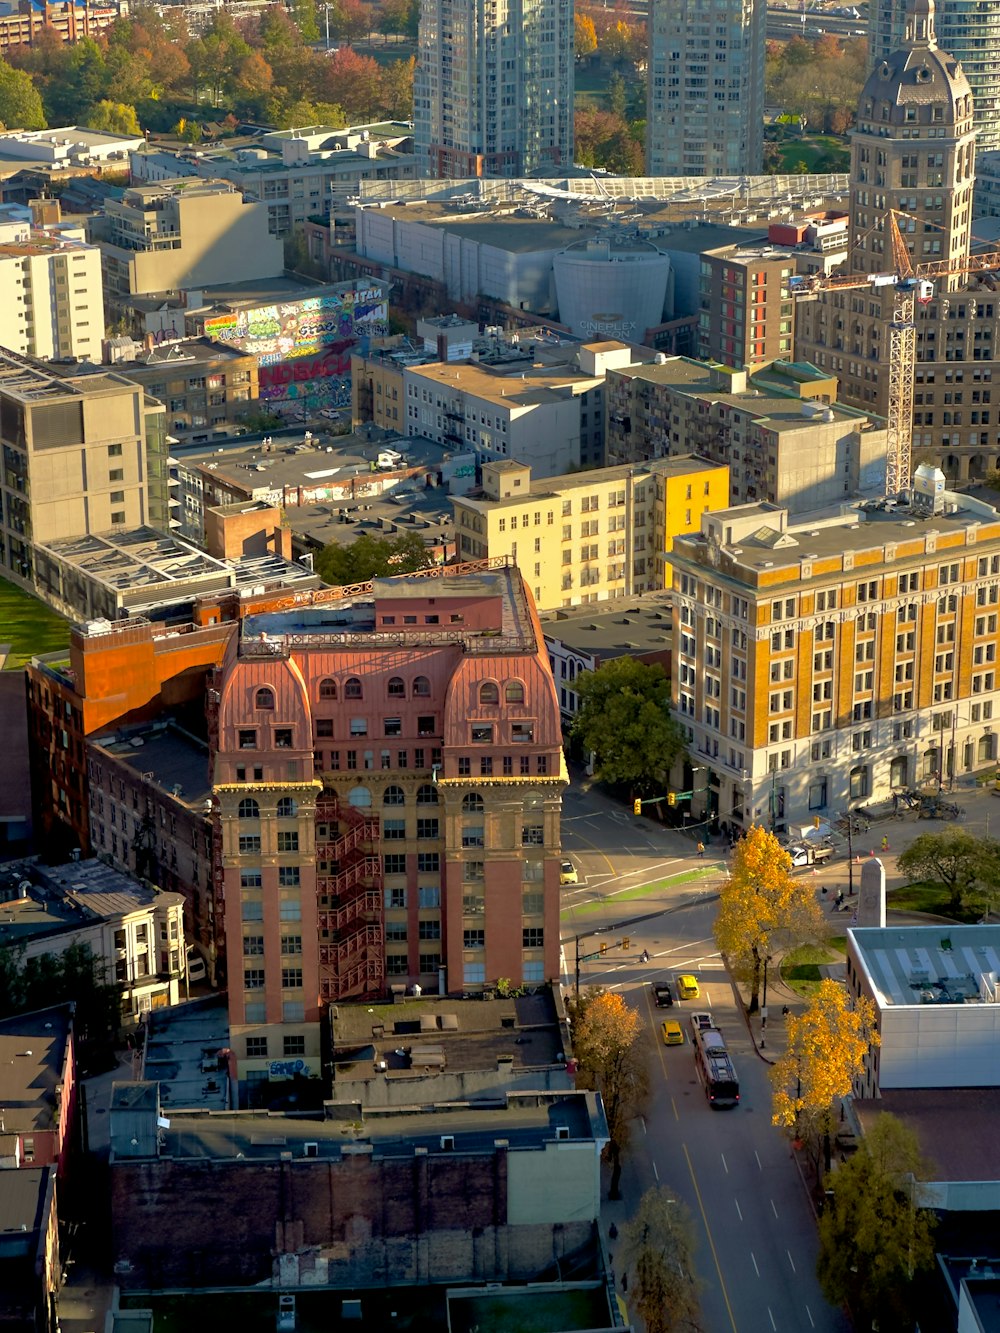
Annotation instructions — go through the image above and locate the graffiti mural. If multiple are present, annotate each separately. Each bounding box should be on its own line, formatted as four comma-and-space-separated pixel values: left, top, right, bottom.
204, 287, 389, 367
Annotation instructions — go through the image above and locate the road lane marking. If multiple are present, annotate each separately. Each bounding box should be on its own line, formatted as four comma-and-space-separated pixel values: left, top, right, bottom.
734, 1198, 743, 1222
721, 1152, 729, 1174
653, 1160, 659, 1181
770, 1199, 779, 1219
806, 1305, 815, 1327
755, 1151, 763, 1172
787, 1250, 796, 1273
683, 1142, 739, 1333
767, 1307, 777, 1331
640, 1116, 647, 1135
671, 1097, 679, 1121
751, 1251, 760, 1277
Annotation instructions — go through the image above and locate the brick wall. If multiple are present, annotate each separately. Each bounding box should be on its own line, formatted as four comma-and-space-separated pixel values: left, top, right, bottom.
111, 1151, 595, 1289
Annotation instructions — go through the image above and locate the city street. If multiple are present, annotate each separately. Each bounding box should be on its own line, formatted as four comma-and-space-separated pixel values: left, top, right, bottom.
578, 895, 850, 1333
557, 773, 1000, 1333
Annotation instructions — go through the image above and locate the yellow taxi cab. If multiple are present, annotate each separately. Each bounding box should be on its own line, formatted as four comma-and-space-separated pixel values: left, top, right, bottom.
676, 974, 700, 1000
559, 859, 578, 885
660, 1019, 684, 1046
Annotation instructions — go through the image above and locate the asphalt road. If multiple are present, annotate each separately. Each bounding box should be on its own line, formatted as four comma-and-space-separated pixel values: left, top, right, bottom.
591, 899, 850, 1333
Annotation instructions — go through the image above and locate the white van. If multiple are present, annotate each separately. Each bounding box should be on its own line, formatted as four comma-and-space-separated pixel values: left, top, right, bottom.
186, 947, 207, 984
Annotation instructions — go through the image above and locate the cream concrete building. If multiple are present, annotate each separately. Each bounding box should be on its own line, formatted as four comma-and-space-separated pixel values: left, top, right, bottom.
0, 235, 103, 361
605, 358, 888, 515
454, 455, 729, 610
88, 179, 284, 316
666, 469, 1000, 834
402, 354, 616, 476
0, 351, 167, 588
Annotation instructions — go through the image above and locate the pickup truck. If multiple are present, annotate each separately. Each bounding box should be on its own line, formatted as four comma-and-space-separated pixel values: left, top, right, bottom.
789, 842, 833, 867
652, 982, 673, 1008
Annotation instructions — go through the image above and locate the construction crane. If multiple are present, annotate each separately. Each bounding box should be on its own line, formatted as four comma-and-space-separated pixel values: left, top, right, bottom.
791, 210, 1000, 496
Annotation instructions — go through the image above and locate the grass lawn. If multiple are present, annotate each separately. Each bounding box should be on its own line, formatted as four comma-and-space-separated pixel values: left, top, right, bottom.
886, 879, 976, 922
773, 133, 850, 172
780, 936, 847, 999
0, 576, 70, 670
561, 862, 726, 918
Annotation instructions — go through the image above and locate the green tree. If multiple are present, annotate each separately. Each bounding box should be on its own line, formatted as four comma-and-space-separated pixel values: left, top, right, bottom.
817, 1114, 936, 1332
570, 989, 648, 1200
315, 530, 433, 584
770, 977, 878, 1173
607, 69, 628, 118
379, 56, 414, 119
86, 99, 141, 135
897, 827, 997, 915
714, 825, 825, 1012
0, 940, 123, 1052
0, 58, 47, 129
621, 1187, 702, 1333
290, 0, 321, 43
571, 657, 686, 794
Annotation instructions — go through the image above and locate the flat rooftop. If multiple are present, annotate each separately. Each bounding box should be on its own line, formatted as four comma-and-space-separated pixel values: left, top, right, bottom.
407, 358, 600, 407
540, 591, 673, 660
331, 991, 566, 1080
176, 427, 456, 497
90, 719, 211, 811
0, 1166, 48, 1235
0, 1004, 72, 1137
37, 527, 319, 608
0, 351, 136, 404
137, 996, 231, 1112
134, 1089, 605, 1163
238, 561, 537, 656
461, 455, 723, 512
850, 924, 1000, 1008
855, 1088, 1000, 1183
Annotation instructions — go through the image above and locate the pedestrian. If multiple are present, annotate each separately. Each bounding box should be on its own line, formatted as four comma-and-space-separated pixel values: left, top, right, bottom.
621, 1272, 628, 1293
697, 840, 705, 858
781, 1005, 790, 1017
881, 835, 889, 852
892, 791, 899, 813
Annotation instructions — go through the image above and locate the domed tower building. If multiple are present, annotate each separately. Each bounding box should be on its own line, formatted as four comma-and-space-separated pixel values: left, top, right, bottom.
796, 0, 1000, 482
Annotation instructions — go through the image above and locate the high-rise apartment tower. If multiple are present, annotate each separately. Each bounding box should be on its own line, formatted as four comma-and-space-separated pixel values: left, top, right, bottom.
413, 0, 574, 178
646, 0, 764, 176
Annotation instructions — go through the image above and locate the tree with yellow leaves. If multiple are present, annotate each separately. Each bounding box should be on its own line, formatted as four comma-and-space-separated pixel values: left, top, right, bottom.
770, 977, 878, 1173
713, 824, 824, 1012
571, 989, 648, 1200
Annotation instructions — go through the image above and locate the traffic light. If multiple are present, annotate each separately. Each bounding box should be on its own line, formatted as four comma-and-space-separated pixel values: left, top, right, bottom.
633, 798, 642, 815
600, 941, 608, 956
622, 936, 631, 951
667, 792, 676, 807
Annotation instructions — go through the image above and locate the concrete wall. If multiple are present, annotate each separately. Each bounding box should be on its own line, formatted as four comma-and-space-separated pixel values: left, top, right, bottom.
879, 1003, 1000, 1089
330, 1065, 574, 1106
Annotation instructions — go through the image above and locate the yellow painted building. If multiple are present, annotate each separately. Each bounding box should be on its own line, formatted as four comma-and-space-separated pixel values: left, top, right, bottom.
453, 455, 729, 610
666, 468, 1000, 834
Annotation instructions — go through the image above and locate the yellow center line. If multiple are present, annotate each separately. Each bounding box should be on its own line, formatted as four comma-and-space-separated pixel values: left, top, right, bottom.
683, 1141, 739, 1333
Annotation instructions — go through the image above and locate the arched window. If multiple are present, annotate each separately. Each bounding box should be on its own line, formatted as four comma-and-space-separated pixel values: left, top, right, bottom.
889, 755, 908, 790
238, 797, 260, 820
255, 687, 274, 710
416, 783, 438, 805
276, 797, 298, 818
462, 792, 484, 813
387, 676, 405, 698
505, 680, 525, 704
479, 681, 499, 705
412, 675, 431, 697
849, 766, 869, 802
345, 677, 363, 699
383, 785, 405, 806
319, 678, 337, 700
347, 785, 372, 807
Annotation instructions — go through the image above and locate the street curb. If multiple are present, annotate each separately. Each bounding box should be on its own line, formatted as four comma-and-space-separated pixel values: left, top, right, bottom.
724, 957, 777, 1064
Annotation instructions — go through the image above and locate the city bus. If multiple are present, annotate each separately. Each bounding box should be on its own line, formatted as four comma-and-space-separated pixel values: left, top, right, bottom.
693, 1024, 740, 1108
